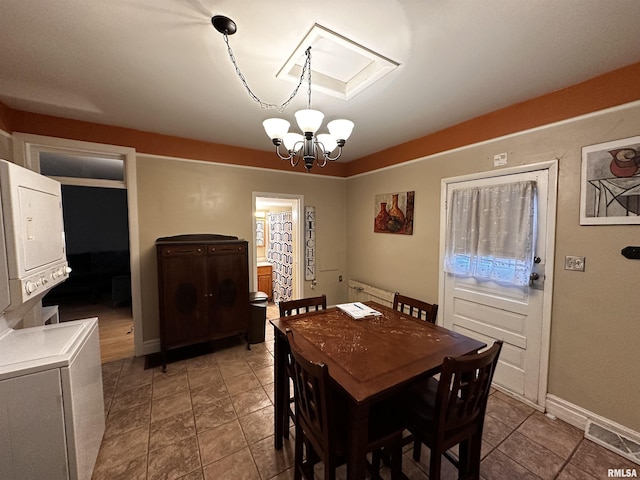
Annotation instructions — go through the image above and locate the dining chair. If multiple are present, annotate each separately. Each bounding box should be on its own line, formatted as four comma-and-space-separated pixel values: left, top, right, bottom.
286, 329, 404, 480
279, 294, 327, 317
279, 294, 328, 437
393, 293, 438, 324
404, 340, 503, 480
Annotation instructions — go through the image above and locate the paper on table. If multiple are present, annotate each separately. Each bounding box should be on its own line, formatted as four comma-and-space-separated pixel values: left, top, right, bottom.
336, 302, 382, 320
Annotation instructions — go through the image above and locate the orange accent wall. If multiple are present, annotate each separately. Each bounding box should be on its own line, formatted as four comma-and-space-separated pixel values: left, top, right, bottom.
3, 108, 347, 177
345, 62, 640, 176
2, 61, 639, 178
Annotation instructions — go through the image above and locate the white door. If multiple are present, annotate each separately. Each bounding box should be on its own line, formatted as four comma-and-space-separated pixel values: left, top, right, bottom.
441, 165, 555, 406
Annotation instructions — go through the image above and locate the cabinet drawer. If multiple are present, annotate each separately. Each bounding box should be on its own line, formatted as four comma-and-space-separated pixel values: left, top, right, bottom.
208, 244, 247, 255
159, 245, 206, 257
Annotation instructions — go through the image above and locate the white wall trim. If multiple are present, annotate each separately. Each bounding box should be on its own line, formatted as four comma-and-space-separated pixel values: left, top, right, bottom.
143, 338, 161, 356
139, 151, 348, 180
348, 99, 640, 179
546, 394, 640, 445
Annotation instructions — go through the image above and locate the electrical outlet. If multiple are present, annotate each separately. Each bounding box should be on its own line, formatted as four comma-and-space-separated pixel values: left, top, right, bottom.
339, 275, 343, 282
565, 256, 585, 271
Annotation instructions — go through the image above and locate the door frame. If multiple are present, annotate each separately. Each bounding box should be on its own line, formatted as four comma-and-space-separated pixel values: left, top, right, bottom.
438, 160, 558, 409
12, 133, 144, 356
252, 192, 304, 301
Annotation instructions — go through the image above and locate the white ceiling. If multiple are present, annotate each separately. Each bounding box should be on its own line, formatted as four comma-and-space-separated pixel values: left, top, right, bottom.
1, 0, 639, 163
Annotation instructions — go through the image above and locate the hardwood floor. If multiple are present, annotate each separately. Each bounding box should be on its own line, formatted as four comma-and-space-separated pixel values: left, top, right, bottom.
56, 296, 134, 364
55, 299, 280, 365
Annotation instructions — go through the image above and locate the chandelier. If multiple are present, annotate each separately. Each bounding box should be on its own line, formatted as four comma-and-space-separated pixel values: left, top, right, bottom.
212, 15, 354, 172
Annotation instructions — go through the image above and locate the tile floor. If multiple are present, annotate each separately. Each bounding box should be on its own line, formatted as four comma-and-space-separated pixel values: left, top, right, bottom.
94, 309, 637, 479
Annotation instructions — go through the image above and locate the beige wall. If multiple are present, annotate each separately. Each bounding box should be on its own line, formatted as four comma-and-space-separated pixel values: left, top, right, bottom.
346, 102, 640, 432
135, 155, 348, 342
0, 130, 12, 160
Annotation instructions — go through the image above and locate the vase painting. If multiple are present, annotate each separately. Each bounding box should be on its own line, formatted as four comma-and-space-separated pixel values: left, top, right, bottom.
373, 191, 414, 234
580, 135, 640, 225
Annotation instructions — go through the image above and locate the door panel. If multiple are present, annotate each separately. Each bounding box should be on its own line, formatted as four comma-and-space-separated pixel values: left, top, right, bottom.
157, 246, 209, 346
207, 244, 250, 336
443, 169, 548, 403
454, 323, 526, 394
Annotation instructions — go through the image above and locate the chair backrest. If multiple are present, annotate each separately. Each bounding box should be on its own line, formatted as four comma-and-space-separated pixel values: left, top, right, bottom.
435, 341, 503, 443
279, 294, 327, 317
393, 293, 439, 324
286, 329, 333, 458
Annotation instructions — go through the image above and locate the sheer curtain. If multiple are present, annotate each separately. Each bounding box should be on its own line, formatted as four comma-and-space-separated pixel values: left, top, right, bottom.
444, 181, 537, 286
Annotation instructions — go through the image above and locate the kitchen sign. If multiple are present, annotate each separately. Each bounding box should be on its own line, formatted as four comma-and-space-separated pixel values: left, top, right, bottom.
305, 206, 316, 281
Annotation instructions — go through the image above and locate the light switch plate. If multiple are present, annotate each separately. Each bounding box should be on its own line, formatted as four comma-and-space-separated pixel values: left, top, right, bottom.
565, 256, 585, 271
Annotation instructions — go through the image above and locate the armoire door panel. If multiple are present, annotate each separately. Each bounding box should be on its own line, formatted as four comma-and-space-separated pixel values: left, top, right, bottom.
157, 252, 209, 347
208, 246, 250, 336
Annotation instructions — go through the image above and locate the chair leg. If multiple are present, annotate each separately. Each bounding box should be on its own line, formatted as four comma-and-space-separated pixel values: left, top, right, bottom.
302, 439, 317, 480
371, 450, 381, 474
412, 439, 422, 461
389, 442, 403, 480
293, 422, 303, 480
284, 379, 291, 438
429, 448, 442, 480
459, 435, 482, 480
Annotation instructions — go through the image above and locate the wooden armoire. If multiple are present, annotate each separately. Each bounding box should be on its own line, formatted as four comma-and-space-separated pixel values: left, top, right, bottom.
156, 234, 250, 370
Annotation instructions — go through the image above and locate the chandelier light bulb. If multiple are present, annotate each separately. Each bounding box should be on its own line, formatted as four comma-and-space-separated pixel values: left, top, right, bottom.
316, 134, 338, 154
295, 109, 324, 134
327, 119, 354, 142
283, 132, 304, 152
263, 118, 290, 141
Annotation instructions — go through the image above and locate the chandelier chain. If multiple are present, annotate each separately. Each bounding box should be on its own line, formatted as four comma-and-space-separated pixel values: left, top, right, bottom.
222, 33, 311, 113
306, 49, 312, 109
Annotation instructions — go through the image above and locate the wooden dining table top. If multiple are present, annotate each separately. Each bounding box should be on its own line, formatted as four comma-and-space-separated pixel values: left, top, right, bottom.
270, 301, 486, 404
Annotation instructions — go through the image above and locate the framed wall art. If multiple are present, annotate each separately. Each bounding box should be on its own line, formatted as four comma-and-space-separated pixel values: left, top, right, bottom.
580, 135, 640, 225
374, 191, 414, 234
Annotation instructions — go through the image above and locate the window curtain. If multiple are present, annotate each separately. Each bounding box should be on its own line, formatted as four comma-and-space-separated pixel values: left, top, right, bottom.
444, 181, 537, 286
267, 211, 293, 303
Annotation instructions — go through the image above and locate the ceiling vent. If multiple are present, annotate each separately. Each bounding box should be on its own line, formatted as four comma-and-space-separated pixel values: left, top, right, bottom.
276, 24, 399, 101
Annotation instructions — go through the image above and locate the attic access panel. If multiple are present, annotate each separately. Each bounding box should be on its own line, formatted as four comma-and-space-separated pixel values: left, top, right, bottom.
276, 24, 399, 100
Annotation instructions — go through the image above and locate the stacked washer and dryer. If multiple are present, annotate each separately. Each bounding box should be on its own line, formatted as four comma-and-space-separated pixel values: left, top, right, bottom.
0, 159, 105, 480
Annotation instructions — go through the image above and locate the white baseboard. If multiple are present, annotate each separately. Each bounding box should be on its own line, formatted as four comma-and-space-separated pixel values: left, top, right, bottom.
546, 394, 640, 466
545, 394, 590, 429
142, 338, 160, 356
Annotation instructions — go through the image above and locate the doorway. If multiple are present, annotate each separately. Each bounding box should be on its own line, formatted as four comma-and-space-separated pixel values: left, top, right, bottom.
253, 193, 304, 304
439, 161, 558, 409
12, 133, 142, 360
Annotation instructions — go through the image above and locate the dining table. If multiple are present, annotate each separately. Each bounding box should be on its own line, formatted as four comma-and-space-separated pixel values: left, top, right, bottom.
270, 301, 487, 480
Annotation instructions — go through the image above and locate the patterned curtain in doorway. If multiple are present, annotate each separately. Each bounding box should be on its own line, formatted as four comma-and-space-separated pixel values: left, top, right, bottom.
267, 211, 293, 303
